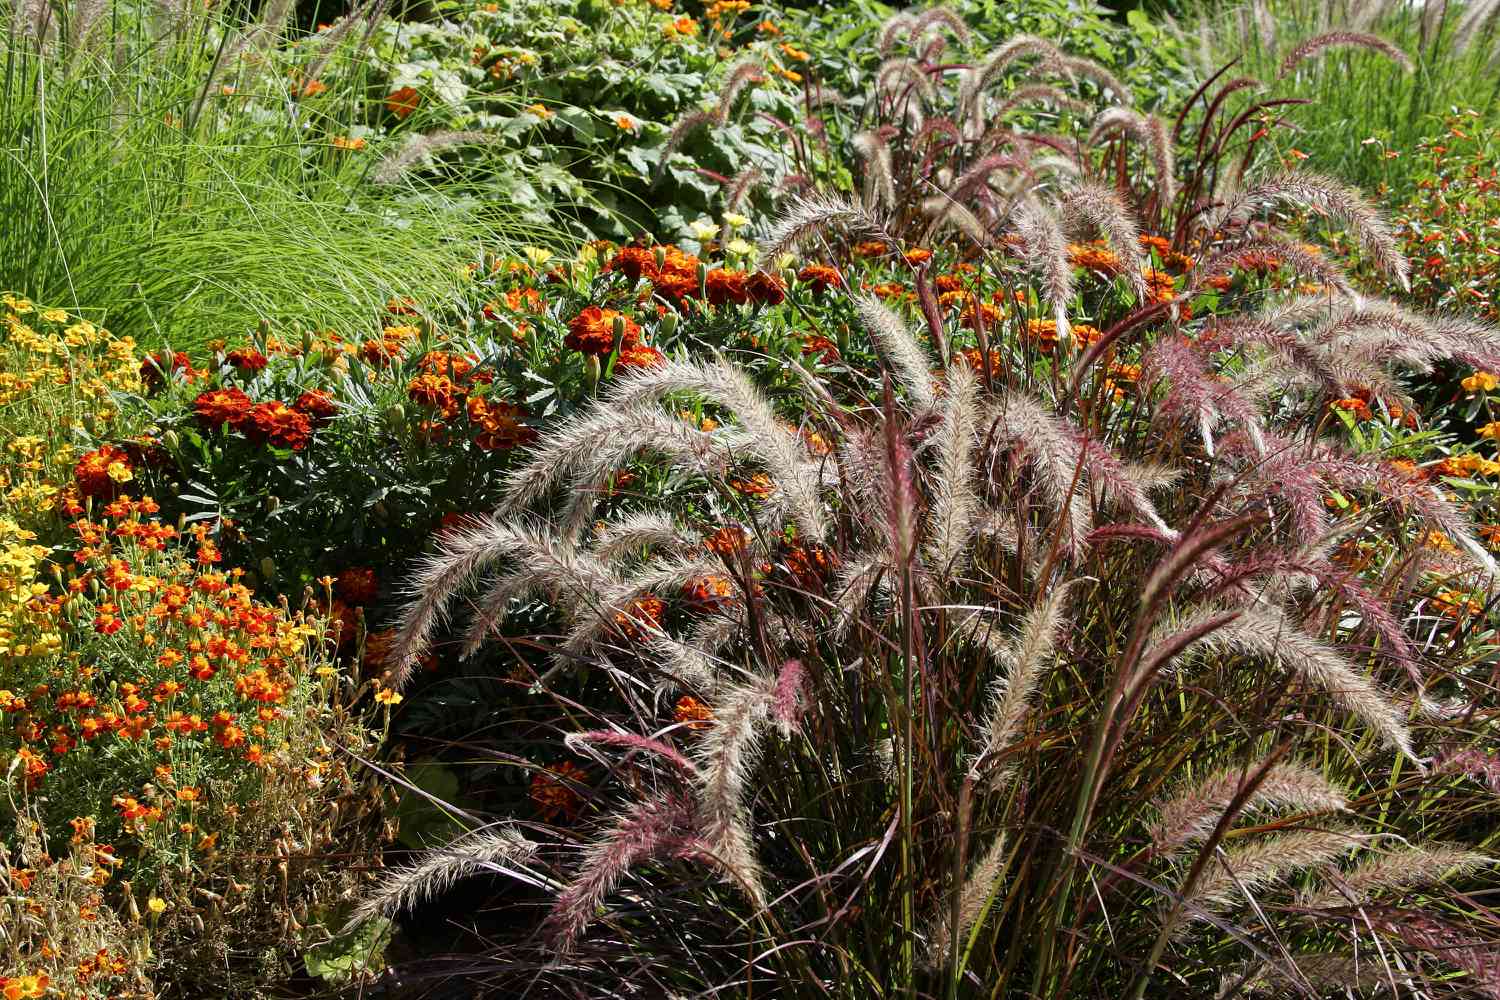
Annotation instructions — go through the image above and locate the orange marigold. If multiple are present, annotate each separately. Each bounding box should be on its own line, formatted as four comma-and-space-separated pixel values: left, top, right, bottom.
245, 401, 313, 450
566, 306, 641, 356
705, 267, 750, 306
797, 263, 843, 291
674, 694, 714, 731
529, 760, 588, 822
73, 444, 133, 500
193, 387, 253, 430
385, 86, 421, 119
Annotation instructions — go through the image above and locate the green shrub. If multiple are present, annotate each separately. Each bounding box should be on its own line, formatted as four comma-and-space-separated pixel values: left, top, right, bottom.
284, 0, 815, 239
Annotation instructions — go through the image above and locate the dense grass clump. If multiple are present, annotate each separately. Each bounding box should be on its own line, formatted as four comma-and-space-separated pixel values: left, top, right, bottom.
0, 0, 516, 349
361, 8, 1500, 997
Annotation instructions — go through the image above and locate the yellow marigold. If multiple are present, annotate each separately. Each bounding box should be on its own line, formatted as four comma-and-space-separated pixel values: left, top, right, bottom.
1462, 370, 1499, 393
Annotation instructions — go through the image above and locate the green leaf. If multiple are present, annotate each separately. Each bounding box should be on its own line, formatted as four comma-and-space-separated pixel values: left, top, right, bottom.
303, 915, 393, 982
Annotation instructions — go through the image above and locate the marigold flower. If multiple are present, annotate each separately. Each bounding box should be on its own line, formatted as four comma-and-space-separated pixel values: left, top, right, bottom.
1330, 397, 1374, 422
704, 524, 751, 558
385, 86, 421, 119
139, 351, 196, 392
1068, 241, 1124, 274
529, 760, 588, 822
683, 574, 735, 611
704, 267, 750, 306
960, 300, 1001, 331
853, 240, 889, 258
193, 387, 254, 430
797, 263, 843, 291
617, 343, 665, 370
225, 348, 268, 373
802, 335, 840, 363
467, 396, 537, 450
335, 567, 380, 605
746, 270, 786, 306
566, 306, 641, 356
243, 400, 313, 450
614, 594, 665, 642
1461, 370, 1499, 393
74, 444, 134, 500
674, 694, 714, 731
292, 389, 338, 425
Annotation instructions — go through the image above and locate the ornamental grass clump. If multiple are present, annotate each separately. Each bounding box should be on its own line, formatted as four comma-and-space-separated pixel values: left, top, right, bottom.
373, 7, 1499, 996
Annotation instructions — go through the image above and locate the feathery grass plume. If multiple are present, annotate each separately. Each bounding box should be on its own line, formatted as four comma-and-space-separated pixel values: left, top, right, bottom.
1191, 237, 1352, 296
64, 0, 107, 60
565, 730, 699, 776
1453, 0, 1500, 53
925, 363, 979, 571
392, 517, 619, 685
968, 579, 1081, 782
1088, 107, 1177, 209
1059, 54, 1130, 104
922, 829, 1009, 967
245, 0, 295, 51
1174, 604, 1416, 761
604, 359, 828, 541
1265, 555, 1422, 687
373, 131, 498, 185
877, 57, 938, 105
693, 676, 776, 905
1183, 827, 1361, 918
990, 83, 1090, 125
349, 826, 538, 928
594, 512, 700, 562
877, 11, 916, 55
921, 194, 992, 247
1223, 172, 1408, 289
1058, 181, 1148, 299
547, 792, 703, 951
1224, 952, 1404, 997
716, 57, 766, 120
855, 295, 938, 409
460, 567, 531, 659
770, 658, 804, 734
1373, 912, 1500, 995
852, 130, 897, 212
724, 165, 763, 212
1277, 31, 1413, 79
988, 392, 1093, 555
645, 613, 743, 694
947, 154, 1031, 206
912, 6, 972, 48
559, 554, 724, 665
11, 0, 54, 42
1142, 335, 1266, 457
759, 193, 887, 262
806, 82, 847, 110
959, 34, 1070, 137
1428, 314, 1500, 371
657, 110, 722, 182
835, 554, 895, 636
1300, 845, 1492, 908
1009, 198, 1074, 338
1149, 761, 1347, 856
500, 404, 728, 516
301, 0, 386, 90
